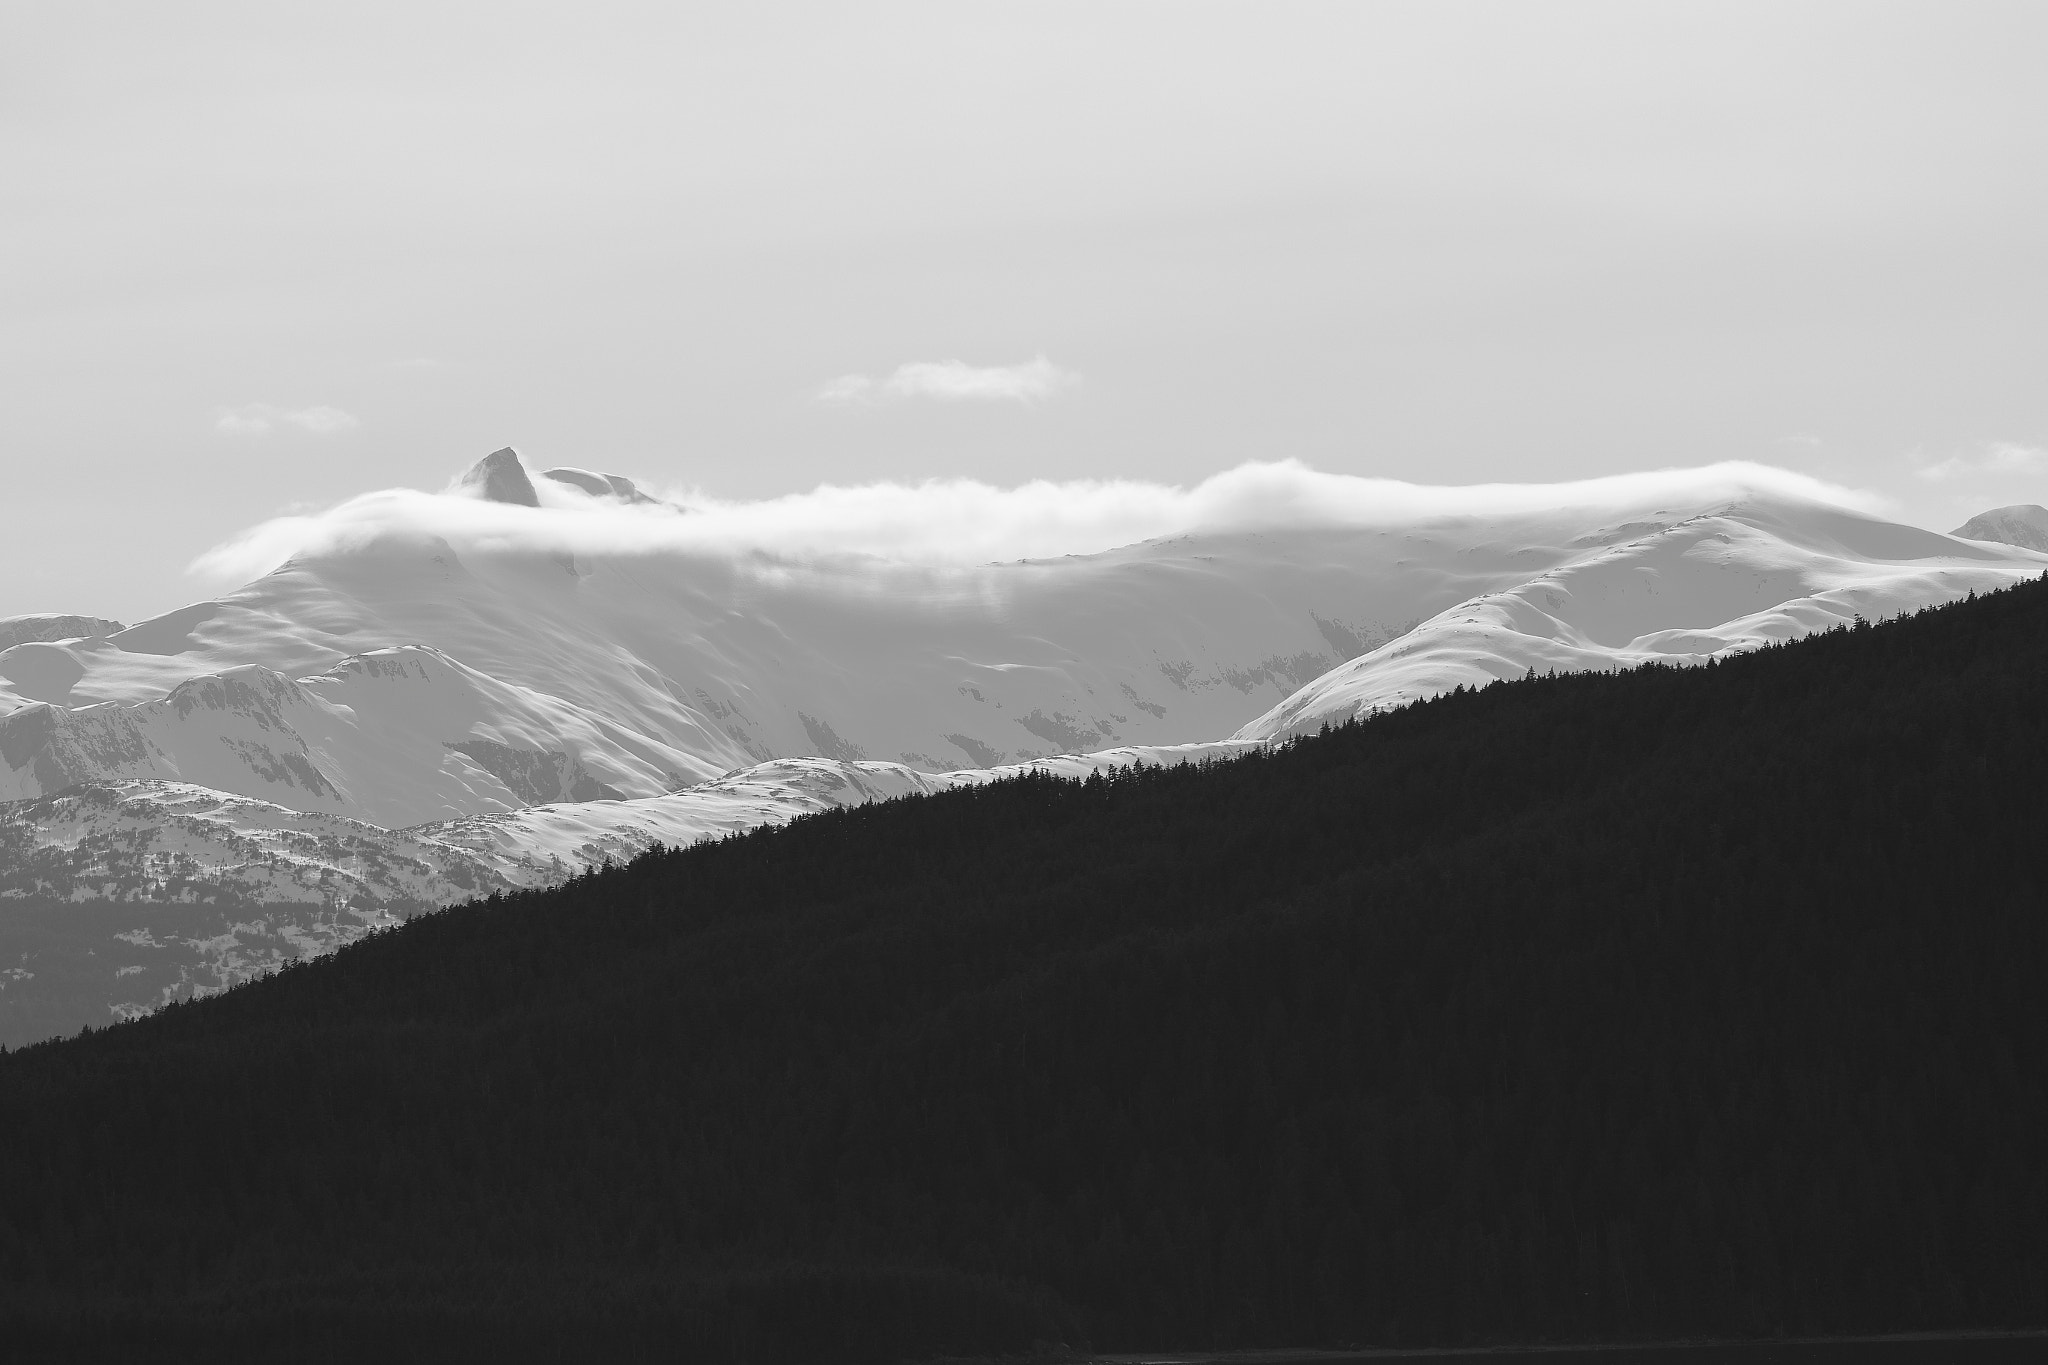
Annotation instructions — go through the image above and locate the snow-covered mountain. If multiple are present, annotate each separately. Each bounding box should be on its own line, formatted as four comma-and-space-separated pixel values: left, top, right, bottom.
1239, 499, 2045, 741
0, 448, 1614, 819
3, 447, 2044, 1042
15, 449, 2040, 824
1951, 504, 2048, 553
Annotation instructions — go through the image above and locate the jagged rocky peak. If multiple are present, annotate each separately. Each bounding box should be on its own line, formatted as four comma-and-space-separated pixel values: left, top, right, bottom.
0, 614, 126, 653
540, 466, 658, 506
453, 447, 541, 507
1951, 505, 2048, 553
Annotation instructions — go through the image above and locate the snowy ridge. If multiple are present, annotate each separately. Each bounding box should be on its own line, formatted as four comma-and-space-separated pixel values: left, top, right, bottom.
0, 615, 126, 656
0, 646, 647, 825
1238, 502, 2048, 741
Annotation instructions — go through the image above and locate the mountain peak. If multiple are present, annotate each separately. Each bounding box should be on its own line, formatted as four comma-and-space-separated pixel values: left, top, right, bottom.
453, 447, 540, 507
1950, 504, 2048, 552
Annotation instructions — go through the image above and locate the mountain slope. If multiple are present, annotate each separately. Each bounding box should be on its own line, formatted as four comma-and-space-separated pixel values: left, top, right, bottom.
0, 742, 1251, 1043
0, 782, 507, 1045
2, 576, 2044, 1359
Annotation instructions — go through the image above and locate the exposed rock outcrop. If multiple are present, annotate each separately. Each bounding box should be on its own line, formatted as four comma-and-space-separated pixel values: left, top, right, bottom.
454, 447, 541, 507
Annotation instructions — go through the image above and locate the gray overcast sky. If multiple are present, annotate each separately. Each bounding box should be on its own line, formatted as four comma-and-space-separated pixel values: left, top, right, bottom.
4, 1, 2045, 623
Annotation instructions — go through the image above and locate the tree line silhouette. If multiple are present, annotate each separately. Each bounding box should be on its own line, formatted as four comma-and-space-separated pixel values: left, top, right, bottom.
2, 578, 2045, 1361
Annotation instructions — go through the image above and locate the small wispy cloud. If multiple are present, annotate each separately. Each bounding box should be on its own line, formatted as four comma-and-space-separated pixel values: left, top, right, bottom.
1915, 440, 2044, 483
817, 354, 1079, 405
216, 404, 360, 436
817, 373, 877, 403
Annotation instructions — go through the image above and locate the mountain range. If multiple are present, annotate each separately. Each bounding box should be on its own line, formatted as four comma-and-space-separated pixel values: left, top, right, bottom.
1, 448, 2043, 1042
5, 571, 2044, 1359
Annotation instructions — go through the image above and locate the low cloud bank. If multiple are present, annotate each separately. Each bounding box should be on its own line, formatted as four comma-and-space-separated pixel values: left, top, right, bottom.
818, 355, 1078, 404
190, 459, 1885, 586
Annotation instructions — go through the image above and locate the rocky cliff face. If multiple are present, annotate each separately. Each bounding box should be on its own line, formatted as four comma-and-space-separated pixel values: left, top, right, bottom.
452, 446, 541, 506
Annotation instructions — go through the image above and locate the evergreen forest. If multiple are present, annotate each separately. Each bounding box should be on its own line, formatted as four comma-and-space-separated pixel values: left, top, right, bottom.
2, 578, 2046, 1362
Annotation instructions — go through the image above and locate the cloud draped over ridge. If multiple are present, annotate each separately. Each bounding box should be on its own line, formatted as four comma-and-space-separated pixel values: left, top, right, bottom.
189, 459, 1887, 586
818, 355, 1078, 404
216, 404, 360, 436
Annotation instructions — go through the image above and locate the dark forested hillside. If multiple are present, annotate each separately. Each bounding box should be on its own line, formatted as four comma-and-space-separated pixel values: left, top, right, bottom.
3, 579, 2047, 1362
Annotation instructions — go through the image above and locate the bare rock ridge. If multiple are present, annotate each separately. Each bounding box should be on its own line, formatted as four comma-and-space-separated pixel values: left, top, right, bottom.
1951, 504, 2048, 552
454, 447, 541, 507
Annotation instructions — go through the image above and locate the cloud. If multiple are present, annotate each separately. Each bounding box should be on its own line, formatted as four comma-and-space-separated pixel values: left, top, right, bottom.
817, 354, 1078, 405
816, 373, 876, 403
188, 458, 1886, 587
215, 403, 360, 436
1915, 440, 2044, 483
